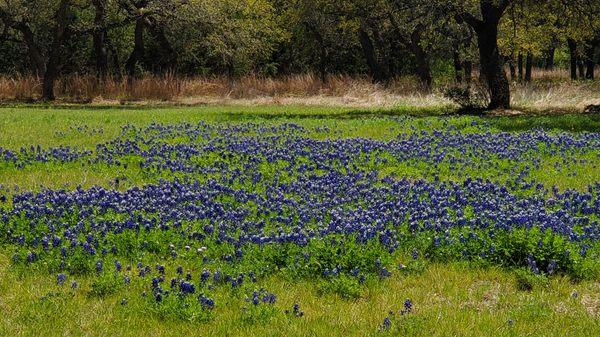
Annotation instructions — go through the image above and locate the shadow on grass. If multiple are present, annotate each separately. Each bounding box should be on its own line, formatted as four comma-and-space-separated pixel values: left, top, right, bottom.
2, 102, 599, 132
484, 114, 600, 133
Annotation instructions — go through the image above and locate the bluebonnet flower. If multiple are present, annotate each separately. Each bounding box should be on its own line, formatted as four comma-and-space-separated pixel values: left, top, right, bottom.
381, 317, 391, 331
96, 260, 103, 274
57, 273, 66, 286
114, 260, 122, 272
526, 254, 540, 274
180, 281, 196, 294
547, 260, 557, 274
4, 120, 600, 306
404, 299, 413, 312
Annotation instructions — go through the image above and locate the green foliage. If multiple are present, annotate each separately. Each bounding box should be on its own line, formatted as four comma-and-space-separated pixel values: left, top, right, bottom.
90, 272, 123, 297
443, 84, 489, 112
318, 274, 362, 299
240, 304, 278, 324
145, 294, 213, 322
515, 269, 549, 291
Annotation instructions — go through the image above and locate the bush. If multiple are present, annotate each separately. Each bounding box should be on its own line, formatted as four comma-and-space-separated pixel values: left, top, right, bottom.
89, 273, 122, 297
443, 83, 490, 112
515, 269, 549, 291
318, 274, 362, 299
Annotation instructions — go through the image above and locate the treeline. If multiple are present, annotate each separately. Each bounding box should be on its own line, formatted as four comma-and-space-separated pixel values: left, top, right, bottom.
0, 0, 599, 108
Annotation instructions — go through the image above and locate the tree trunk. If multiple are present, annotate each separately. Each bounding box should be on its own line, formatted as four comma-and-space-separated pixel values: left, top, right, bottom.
125, 17, 145, 77
359, 24, 386, 82
463, 61, 472, 84
525, 53, 533, 82
409, 25, 432, 89
304, 23, 327, 83
508, 56, 516, 81
92, 0, 109, 78
544, 47, 555, 70
517, 53, 523, 81
584, 40, 597, 80
568, 38, 578, 80
42, 0, 71, 101
16, 23, 46, 77
370, 24, 392, 79
474, 23, 510, 109
319, 46, 326, 83
453, 51, 463, 83
578, 60, 585, 79
147, 17, 177, 74
107, 39, 121, 79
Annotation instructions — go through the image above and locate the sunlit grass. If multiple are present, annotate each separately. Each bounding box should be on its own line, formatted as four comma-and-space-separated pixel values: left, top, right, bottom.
0, 252, 597, 337
1, 105, 599, 336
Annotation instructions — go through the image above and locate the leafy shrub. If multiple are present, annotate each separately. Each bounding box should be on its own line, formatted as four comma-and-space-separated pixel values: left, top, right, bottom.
515, 269, 549, 291
443, 83, 489, 112
147, 295, 213, 323
90, 273, 122, 297
318, 274, 362, 299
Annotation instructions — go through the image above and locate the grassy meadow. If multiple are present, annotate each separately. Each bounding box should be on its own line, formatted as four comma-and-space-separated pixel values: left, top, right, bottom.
0, 105, 599, 336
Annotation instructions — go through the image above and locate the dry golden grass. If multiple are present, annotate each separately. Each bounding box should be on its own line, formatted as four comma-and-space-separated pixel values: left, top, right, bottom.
0, 69, 598, 111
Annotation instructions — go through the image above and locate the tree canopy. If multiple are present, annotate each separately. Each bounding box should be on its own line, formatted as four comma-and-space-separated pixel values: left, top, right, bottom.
0, 0, 598, 105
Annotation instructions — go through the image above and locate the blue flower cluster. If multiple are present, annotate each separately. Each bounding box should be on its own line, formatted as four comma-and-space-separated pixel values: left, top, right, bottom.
1, 119, 599, 297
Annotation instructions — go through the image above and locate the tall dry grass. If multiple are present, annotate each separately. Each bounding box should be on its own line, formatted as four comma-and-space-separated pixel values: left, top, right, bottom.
0, 69, 597, 110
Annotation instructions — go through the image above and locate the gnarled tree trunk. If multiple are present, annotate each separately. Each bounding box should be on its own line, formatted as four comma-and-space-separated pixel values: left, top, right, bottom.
92, 0, 109, 78
568, 38, 578, 80
458, 1, 511, 109
453, 51, 463, 83
525, 53, 532, 82
125, 17, 145, 77
359, 23, 388, 82
544, 47, 555, 70
584, 39, 598, 80
409, 25, 432, 89
517, 53, 523, 81
42, 0, 72, 101
475, 22, 510, 108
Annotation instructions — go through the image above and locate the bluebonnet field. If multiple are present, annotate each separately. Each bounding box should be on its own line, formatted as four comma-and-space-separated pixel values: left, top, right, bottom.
0, 107, 599, 336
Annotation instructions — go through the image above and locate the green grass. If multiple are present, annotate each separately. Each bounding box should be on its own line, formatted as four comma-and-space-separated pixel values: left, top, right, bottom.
1, 105, 598, 192
1, 104, 599, 336
1, 254, 598, 337
2, 104, 600, 148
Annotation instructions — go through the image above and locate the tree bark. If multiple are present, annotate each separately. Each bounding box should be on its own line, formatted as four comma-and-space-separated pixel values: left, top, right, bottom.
42, 0, 72, 101
92, 0, 109, 78
453, 51, 463, 83
304, 22, 327, 83
544, 47, 555, 70
370, 24, 392, 79
578, 60, 585, 79
409, 25, 432, 89
525, 53, 532, 82
107, 39, 121, 78
463, 61, 472, 84
146, 17, 177, 74
584, 39, 597, 80
359, 24, 387, 82
508, 56, 516, 81
517, 53, 523, 81
459, 1, 511, 109
14, 22, 46, 77
125, 17, 145, 77
567, 38, 578, 80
